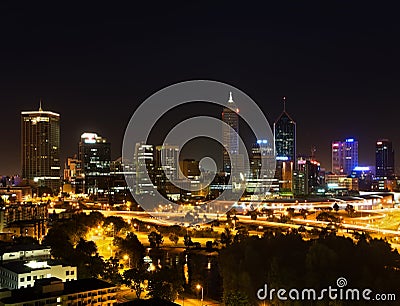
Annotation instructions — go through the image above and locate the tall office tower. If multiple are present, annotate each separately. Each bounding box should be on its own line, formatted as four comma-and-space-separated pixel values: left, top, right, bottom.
155, 145, 180, 181
222, 92, 239, 175
79, 133, 111, 195
343, 138, 358, 175
21, 102, 61, 192
331, 141, 344, 174
134, 142, 155, 195
376, 139, 395, 179
293, 157, 321, 196
331, 138, 358, 175
274, 97, 296, 162
274, 97, 296, 190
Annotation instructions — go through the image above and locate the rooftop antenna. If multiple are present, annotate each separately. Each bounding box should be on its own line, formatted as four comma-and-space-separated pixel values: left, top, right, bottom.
39, 99, 43, 112
228, 91, 234, 103
282, 96, 286, 112
311, 146, 316, 159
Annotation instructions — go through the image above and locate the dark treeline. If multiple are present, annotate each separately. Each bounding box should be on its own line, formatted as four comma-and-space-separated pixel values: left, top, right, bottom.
219, 232, 400, 306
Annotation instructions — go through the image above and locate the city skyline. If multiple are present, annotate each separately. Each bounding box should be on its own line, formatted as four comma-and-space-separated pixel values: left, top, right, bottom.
4, 98, 397, 178
1, 2, 400, 175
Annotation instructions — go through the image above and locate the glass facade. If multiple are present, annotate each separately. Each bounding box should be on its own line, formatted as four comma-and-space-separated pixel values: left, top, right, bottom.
21, 108, 61, 192
222, 92, 239, 174
376, 139, 395, 179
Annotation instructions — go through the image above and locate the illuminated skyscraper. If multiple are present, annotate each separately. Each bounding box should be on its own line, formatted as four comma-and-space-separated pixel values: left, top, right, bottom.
331, 141, 343, 174
274, 97, 296, 162
134, 142, 155, 195
79, 132, 111, 194
274, 97, 296, 190
331, 138, 358, 175
21, 102, 61, 191
222, 92, 239, 174
155, 145, 179, 181
375, 139, 394, 179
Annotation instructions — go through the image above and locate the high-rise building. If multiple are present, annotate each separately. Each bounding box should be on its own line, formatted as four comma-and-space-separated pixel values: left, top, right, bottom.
21, 102, 61, 192
274, 97, 296, 192
134, 142, 155, 195
79, 133, 111, 195
375, 139, 395, 179
331, 141, 343, 174
222, 92, 239, 174
247, 141, 279, 197
293, 157, 321, 196
274, 97, 296, 163
331, 138, 358, 175
155, 145, 180, 181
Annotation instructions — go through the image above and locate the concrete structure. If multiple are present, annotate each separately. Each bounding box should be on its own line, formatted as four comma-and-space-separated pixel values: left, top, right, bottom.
79, 133, 111, 195
331, 138, 358, 175
222, 92, 239, 175
0, 278, 117, 306
21, 102, 61, 192
134, 142, 155, 195
375, 139, 395, 179
0, 259, 76, 289
0, 245, 51, 263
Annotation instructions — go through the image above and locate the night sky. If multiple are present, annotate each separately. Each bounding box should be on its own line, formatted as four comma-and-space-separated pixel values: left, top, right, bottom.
1, 2, 400, 175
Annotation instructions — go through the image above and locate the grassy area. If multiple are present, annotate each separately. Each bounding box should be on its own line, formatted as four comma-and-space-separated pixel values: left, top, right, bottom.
375, 210, 400, 230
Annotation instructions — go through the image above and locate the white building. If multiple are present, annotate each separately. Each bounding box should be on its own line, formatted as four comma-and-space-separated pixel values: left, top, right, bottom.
0, 245, 51, 263
0, 260, 76, 289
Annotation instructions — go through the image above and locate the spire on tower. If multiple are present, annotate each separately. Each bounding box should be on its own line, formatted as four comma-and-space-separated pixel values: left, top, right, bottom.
228, 91, 234, 103
39, 99, 43, 112
282, 96, 286, 112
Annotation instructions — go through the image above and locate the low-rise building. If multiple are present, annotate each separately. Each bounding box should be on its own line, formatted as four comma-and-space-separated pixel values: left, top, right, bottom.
0, 244, 51, 263
0, 260, 76, 289
0, 277, 117, 306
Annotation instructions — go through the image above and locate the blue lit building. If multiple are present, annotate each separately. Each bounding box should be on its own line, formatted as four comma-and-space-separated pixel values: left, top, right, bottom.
274, 97, 296, 163
351, 166, 373, 191
274, 97, 296, 192
331, 138, 358, 175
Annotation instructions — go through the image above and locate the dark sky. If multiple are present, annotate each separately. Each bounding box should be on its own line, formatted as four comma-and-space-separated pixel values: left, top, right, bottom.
1, 2, 400, 175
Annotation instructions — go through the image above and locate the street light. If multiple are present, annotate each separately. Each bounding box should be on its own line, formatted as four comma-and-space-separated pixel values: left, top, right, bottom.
196, 284, 203, 305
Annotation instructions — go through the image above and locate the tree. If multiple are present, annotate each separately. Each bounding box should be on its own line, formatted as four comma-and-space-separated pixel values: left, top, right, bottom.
42, 227, 74, 259
224, 290, 249, 306
345, 204, 355, 216
286, 207, 295, 218
183, 234, 193, 248
114, 232, 145, 268
76, 238, 97, 257
147, 267, 183, 302
102, 257, 123, 284
148, 231, 163, 248
248, 210, 258, 220
316, 211, 339, 223
104, 216, 130, 234
233, 227, 249, 244
333, 202, 339, 213
206, 240, 213, 252
123, 262, 149, 299
220, 227, 233, 247
168, 233, 179, 246
299, 208, 308, 220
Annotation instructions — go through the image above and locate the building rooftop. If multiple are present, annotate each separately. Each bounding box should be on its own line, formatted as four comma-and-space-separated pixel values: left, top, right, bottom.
0, 244, 50, 256
1, 259, 70, 274
0, 278, 116, 304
